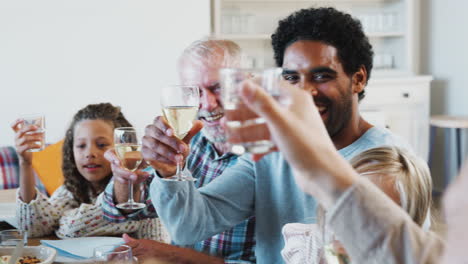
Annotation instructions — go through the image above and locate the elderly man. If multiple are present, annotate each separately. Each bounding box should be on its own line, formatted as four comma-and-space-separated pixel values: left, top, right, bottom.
101, 39, 256, 263
143, 7, 409, 264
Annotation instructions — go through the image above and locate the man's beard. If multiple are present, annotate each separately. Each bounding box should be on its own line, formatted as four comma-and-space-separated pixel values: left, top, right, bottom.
323, 86, 354, 138
198, 107, 227, 143
201, 125, 227, 143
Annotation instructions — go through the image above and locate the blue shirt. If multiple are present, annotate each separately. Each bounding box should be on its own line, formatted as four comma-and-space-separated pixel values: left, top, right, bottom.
149, 127, 407, 263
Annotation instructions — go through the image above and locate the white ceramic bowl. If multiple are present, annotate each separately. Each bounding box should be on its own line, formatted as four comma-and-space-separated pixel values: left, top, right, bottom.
0, 246, 56, 264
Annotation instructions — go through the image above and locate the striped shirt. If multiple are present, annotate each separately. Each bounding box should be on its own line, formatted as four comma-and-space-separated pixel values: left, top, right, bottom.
102, 133, 256, 263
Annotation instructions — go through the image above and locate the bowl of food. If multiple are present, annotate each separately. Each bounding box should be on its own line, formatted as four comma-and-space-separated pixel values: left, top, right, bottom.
0, 246, 56, 264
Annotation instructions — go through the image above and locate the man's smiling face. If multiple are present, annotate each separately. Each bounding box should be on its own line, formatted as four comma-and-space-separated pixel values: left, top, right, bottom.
179, 55, 228, 143
282, 40, 356, 138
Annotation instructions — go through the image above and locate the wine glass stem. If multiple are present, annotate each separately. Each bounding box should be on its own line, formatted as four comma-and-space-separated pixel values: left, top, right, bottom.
128, 180, 134, 204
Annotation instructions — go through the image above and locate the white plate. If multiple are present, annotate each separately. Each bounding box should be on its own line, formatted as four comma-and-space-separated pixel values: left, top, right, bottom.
41, 236, 123, 259
0, 246, 56, 264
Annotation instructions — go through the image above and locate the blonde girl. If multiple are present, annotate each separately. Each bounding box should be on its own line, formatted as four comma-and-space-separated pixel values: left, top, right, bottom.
282, 146, 433, 263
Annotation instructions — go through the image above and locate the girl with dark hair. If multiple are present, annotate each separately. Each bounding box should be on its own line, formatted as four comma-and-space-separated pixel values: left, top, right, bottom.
11, 103, 169, 240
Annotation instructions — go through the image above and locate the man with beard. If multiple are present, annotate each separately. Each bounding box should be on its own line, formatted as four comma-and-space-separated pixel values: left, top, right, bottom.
141, 7, 410, 264
101, 39, 256, 263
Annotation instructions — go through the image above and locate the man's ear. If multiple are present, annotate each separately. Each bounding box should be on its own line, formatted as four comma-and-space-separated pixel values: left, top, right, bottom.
352, 65, 367, 94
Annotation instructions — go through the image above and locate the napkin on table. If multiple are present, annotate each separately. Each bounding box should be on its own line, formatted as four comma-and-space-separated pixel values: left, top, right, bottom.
41, 236, 124, 260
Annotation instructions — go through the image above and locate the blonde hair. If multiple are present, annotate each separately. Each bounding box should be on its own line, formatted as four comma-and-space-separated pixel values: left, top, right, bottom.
350, 146, 433, 227
178, 38, 241, 69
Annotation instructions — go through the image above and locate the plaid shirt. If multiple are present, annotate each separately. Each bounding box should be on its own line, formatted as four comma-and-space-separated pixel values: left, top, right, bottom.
0, 146, 47, 194
102, 133, 256, 263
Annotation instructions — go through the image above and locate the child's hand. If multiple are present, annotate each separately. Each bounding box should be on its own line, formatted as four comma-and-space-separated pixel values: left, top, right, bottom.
11, 119, 41, 165
105, 149, 150, 185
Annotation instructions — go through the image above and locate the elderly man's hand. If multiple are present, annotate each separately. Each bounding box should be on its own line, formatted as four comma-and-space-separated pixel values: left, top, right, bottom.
141, 116, 203, 177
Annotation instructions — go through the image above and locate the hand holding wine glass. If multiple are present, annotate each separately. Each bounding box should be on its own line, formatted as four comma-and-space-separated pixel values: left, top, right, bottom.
157, 85, 200, 181
105, 148, 150, 208
114, 127, 146, 210
141, 116, 203, 178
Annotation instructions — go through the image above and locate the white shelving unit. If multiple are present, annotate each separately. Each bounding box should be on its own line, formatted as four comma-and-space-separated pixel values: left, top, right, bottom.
211, 0, 433, 160
361, 75, 432, 160
211, 0, 420, 74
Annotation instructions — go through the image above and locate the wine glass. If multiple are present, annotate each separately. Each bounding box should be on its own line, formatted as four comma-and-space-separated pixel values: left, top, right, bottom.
160, 85, 200, 181
114, 127, 146, 210
312, 215, 350, 264
93, 244, 134, 264
321, 236, 351, 264
220, 67, 290, 155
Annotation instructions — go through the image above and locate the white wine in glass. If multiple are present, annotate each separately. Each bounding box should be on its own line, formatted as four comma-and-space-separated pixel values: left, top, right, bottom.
162, 106, 199, 139
160, 85, 200, 181
115, 144, 142, 171
114, 127, 146, 210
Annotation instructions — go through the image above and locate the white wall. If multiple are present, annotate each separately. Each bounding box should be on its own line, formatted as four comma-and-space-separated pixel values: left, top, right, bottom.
420, 0, 468, 189
0, 0, 210, 145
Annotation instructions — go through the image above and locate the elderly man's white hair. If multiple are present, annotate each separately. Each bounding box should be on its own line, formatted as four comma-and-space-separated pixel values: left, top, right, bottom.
178, 38, 241, 68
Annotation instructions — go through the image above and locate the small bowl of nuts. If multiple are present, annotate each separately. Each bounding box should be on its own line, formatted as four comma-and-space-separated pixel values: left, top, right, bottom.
0, 246, 56, 264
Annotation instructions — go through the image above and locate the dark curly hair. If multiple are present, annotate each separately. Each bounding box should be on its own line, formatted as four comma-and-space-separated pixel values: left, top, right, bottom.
271, 7, 374, 100
62, 103, 132, 204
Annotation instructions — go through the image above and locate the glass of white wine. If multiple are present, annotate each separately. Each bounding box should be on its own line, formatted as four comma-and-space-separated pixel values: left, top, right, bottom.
160, 85, 200, 181
114, 127, 146, 210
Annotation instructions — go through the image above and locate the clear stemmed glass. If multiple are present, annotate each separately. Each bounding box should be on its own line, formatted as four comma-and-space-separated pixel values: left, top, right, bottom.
93, 244, 134, 264
160, 85, 200, 181
313, 215, 350, 264
114, 127, 146, 210
321, 236, 350, 264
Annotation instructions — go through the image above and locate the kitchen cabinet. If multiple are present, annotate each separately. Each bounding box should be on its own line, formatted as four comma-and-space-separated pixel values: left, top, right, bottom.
360, 76, 432, 160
